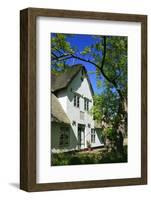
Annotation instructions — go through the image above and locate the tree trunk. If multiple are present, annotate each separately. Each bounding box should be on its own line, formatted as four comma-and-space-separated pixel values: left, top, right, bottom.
115, 131, 124, 154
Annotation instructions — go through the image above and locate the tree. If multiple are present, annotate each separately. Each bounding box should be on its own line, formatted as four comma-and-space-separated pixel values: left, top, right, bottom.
51, 33, 127, 153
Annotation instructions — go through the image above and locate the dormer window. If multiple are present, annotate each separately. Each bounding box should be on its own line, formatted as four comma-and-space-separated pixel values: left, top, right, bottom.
74, 94, 80, 108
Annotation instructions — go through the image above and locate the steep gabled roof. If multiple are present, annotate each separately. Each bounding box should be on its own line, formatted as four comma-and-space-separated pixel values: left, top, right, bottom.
51, 93, 70, 124
51, 64, 94, 95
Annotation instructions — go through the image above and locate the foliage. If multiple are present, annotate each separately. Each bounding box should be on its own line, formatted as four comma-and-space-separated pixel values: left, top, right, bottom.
51, 147, 127, 166
104, 127, 117, 141
91, 90, 120, 124
51, 33, 127, 102
99, 146, 127, 163
51, 34, 127, 99
51, 33, 128, 150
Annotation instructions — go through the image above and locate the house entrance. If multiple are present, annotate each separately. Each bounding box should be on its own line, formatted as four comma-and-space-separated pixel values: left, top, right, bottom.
78, 125, 85, 149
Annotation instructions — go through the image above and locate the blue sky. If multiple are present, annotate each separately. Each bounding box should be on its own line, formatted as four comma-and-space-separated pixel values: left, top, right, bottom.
51, 33, 104, 94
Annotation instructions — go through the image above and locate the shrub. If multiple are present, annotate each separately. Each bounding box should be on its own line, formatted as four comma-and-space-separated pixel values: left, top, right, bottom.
69, 156, 81, 165
51, 146, 127, 166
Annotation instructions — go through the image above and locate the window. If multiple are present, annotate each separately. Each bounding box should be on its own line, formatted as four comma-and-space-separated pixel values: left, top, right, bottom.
77, 96, 80, 108
91, 129, 96, 143
74, 95, 76, 107
59, 127, 69, 147
84, 98, 89, 111
73, 94, 80, 108
84, 98, 86, 110
87, 100, 89, 111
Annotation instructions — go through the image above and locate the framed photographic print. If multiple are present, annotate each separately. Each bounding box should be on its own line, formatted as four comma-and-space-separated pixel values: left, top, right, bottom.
20, 8, 147, 191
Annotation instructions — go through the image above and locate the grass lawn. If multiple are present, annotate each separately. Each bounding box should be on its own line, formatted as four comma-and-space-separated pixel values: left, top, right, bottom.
51, 146, 127, 166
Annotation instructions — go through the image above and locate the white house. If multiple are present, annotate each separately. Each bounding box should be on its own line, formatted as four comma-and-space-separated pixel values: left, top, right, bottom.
51, 64, 104, 153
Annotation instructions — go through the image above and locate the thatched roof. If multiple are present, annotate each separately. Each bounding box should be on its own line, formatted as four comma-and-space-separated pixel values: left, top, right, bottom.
51, 93, 70, 124
51, 64, 82, 92
51, 64, 94, 95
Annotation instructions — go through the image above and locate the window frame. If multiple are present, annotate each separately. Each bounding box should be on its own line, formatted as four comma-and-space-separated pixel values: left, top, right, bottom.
73, 94, 80, 108
91, 128, 96, 143
84, 98, 89, 111
59, 127, 70, 147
